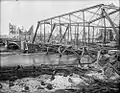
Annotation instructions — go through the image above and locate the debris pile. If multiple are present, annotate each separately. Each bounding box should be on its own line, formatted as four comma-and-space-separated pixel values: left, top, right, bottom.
0, 69, 120, 93
0, 48, 120, 93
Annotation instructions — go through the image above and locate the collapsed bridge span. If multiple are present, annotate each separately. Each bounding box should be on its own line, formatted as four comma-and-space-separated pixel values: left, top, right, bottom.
32, 4, 120, 49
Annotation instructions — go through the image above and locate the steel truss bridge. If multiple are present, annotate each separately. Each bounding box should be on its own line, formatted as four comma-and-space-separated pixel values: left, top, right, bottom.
32, 4, 120, 48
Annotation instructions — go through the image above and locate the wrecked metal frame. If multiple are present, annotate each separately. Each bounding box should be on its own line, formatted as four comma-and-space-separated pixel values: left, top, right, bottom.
32, 4, 120, 48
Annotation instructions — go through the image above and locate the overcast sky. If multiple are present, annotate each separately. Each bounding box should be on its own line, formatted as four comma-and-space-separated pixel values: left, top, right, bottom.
1, 0, 119, 35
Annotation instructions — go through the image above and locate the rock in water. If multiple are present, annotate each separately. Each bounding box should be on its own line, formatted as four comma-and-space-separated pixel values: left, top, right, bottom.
80, 55, 93, 64
41, 81, 46, 86
46, 84, 53, 90
24, 86, 29, 91
9, 82, 14, 87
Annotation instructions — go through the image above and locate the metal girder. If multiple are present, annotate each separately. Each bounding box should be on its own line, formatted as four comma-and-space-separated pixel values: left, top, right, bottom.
103, 14, 106, 43
33, 4, 119, 44
59, 17, 62, 42
89, 8, 120, 23
83, 11, 86, 44
60, 24, 69, 42
44, 21, 46, 43
32, 22, 40, 43
119, 24, 120, 49
86, 10, 100, 16
39, 22, 119, 28
69, 14, 72, 41
103, 4, 119, 10
61, 16, 77, 23
39, 22, 88, 25
102, 8, 119, 41
72, 14, 87, 22
55, 23, 119, 28
88, 7, 101, 22
38, 4, 104, 22
88, 23, 90, 43
47, 23, 56, 42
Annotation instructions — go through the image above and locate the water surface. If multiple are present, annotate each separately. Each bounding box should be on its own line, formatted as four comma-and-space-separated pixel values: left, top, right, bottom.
1, 52, 77, 67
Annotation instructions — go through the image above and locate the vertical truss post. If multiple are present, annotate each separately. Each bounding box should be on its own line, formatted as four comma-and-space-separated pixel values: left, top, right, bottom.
51, 19, 52, 42
88, 23, 90, 43
60, 24, 69, 43
69, 14, 72, 43
102, 8, 119, 43
32, 22, 40, 43
39, 24, 42, 41
68, 26, 69, 43
82, 11, 86, 45
47, 23, 56, 42
51, 19, 52, 32
75, 25, 76, 45
103, 16, 106, 44
44, 21, 46, 43
119, 25, 120, 49
59, 17, 62, 43
92, 26, 94, 43
77, 24, 79, 48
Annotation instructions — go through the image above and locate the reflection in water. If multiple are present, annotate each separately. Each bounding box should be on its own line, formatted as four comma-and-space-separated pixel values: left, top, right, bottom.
1, 53, 77, 67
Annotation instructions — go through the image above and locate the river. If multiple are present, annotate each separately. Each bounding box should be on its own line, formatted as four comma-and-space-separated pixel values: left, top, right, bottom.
0, 52, 78, 67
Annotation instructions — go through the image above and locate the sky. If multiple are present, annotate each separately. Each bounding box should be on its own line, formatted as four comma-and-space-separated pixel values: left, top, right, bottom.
0, 0, 119, 35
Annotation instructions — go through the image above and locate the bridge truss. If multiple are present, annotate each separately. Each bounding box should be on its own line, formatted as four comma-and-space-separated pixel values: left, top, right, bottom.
32, 4, 120, 48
